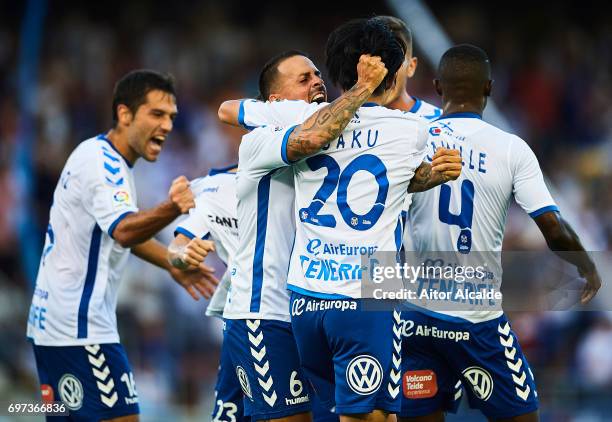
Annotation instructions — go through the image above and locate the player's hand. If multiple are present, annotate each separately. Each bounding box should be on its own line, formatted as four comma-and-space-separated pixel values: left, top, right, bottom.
356, 54, 388, 93
181, 238, 216, 268
579, 267, 602, 305
431, 148, 462, 182
169, 176, 195, 213
169, 264, 219, 300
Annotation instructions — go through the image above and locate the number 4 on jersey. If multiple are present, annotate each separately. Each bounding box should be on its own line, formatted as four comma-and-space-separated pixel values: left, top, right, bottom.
438, 179, 475, 253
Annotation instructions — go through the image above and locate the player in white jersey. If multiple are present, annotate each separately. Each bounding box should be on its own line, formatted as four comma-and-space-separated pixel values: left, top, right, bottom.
228, 20, 460, 422
26, 70, 218, 421
165, 165, 247, 421
398, 45, 602, 422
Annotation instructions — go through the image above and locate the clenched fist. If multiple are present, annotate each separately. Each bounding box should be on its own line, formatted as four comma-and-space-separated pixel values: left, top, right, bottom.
169, 176, 195, 214
431, 147, 462, 182
356, 54, 388, 94
181, 238, 216, 268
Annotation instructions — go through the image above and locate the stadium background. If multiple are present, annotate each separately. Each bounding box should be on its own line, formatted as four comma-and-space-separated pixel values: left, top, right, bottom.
1, 0, 611, 420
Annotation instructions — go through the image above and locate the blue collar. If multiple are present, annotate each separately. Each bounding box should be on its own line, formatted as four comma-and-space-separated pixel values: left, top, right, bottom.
409, 96, 422, 113
362, 102, 380, 107
434, 112, 482, 121
97, 134, 134, 168
209, 164, 238, 176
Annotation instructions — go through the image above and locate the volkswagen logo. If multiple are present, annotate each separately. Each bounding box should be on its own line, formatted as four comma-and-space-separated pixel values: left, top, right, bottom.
346, 355, 383, 395
58, 374, 83, 410
462, 366, 493, 401
236, 366, 252, 399
291, 298, 306, 316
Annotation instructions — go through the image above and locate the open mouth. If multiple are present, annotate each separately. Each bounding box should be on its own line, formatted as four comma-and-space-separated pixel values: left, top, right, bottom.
149, 135, 165, 152
310, 90, 326, 104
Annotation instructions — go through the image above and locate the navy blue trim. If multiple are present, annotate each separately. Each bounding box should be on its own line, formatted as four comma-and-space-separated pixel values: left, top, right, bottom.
409, 96, 422, 113
238, 100, 256, 130
362, 102, 380, 107
281, 125, 298, 164
529, 205, 559, 218
77, 224, 102, 338
174, 227, 196, 239
97, 134, 134, 168
394, 216, 403, 252
108, 211, 134, 238
209, 164, 238, 176
434, 112, 482, 122
250, 169, 278, 312
288, 284, 351, 300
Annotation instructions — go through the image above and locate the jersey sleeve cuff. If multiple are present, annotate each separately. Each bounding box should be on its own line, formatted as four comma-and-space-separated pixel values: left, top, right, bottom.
281, 125, 298, 164
108, 211, 135, 238
238, 100, 256, 130
174, 227, 197, 239
529, 205, 559, 218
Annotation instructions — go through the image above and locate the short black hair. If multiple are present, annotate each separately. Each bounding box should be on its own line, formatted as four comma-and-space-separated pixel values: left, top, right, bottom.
438, 44, 491, 84
375, 16, 413, 57
325, 18, 404, 96
258, 50, 310, 100
112, 70, 176, 126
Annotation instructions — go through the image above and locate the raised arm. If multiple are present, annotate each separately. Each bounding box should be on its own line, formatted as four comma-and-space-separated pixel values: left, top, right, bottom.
113, 176, 194, 248
285, 55, 387, 162
408, 148, 462, 193
534, 211, 601, 304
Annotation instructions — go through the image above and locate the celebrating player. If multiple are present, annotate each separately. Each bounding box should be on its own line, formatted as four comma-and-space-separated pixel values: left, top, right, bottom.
398, 44, 601, 422
26, 70, 218, 421
166, 164, 245, 422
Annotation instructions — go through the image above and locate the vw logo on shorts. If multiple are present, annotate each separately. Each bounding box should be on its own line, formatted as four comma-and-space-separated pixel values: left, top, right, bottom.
346, 355, 383, 395
291, 298, 306, 316
462, 366, 494, 401
58, 373, 84, 410
236, 366, 252, 399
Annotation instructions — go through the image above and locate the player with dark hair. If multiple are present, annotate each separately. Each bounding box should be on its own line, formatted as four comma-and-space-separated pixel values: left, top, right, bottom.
27, 69, 218, 421
398, 44, 601, 422
375, 16, 442, 120
218, 50, 327, 127
223, 18, 461, 422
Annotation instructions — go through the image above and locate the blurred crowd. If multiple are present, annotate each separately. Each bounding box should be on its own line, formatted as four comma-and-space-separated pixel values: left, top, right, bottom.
0, 0, 611, 419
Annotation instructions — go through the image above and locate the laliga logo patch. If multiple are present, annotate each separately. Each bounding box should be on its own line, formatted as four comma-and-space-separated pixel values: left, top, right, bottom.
346, 355, 383, 395
58, 374, 84, 410
462, 366, 493, 401
236, 366, 252, 400
112, 190, 130, 204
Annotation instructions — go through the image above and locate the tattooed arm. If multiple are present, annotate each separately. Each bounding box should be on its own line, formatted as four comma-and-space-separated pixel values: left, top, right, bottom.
408, 148, 463, 193
285, 55, 388, 162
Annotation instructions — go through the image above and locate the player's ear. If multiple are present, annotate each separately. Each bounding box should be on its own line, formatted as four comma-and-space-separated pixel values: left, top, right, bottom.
484, 80, 493, 97
434, 79, 442, 96
117, 104, 133, 126
406, 57, 418, 78
268, 94, 282, 102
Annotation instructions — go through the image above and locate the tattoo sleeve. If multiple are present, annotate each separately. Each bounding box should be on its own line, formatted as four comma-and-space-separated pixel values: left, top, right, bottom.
285, 83, 373, 162
407, 162, 447, 193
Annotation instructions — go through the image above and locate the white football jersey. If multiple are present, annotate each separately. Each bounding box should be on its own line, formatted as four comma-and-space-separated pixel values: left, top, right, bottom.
401, 98, 443, 228
224, 126, 299, 322
27, 135, 139, 346
174, 166, 239, 318
406, 113, 558, 322
286, 104, 428, 298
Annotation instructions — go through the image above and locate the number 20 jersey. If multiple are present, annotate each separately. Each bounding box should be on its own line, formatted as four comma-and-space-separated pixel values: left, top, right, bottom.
286, 103, 428, 299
